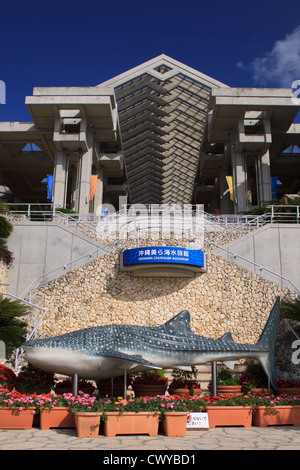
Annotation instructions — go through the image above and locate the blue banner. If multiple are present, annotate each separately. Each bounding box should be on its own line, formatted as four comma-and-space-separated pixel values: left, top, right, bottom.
123, 246, 204, 268
47, 174, 53, 200
271, 176, 277, 200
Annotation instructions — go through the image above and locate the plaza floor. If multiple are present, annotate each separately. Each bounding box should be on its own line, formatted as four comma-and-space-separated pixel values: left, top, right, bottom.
1, 425, 300, 451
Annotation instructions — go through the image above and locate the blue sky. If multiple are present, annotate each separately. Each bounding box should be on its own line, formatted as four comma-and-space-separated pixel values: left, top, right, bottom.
1, 0, 300, 122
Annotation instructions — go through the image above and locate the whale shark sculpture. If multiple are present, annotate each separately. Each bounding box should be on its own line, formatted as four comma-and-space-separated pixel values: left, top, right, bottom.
23, 298, 280, 390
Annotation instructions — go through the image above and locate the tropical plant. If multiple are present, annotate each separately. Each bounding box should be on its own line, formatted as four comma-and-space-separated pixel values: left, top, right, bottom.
0, 296, 28, 357
217, 367, 240, 386
280, 299, 300, 322
15, 363, 56, 393
0, 202, 14, 267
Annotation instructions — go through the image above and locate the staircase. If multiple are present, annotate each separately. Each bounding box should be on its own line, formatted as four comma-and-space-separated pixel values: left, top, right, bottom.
6, 204, 299, 372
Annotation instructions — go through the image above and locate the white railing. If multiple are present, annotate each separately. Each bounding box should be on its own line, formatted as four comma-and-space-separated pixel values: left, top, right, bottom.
21, 239, 120, 301
207, 239, 300, 296
5, 203, 60, 221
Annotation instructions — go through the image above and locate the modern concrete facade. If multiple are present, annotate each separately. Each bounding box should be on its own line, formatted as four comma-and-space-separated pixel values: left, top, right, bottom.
0, 55, 299, 214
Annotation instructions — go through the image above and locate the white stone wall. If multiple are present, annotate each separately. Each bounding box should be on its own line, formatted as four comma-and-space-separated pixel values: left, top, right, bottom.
34, 243, 291, 344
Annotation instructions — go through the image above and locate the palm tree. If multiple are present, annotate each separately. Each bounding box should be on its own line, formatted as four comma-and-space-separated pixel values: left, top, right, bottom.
0, 296, 28, 357
0, 202, 14, 266
280, 299, 300, 322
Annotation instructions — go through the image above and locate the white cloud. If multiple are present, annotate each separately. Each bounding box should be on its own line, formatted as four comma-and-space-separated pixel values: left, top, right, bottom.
238, 26, 300, 87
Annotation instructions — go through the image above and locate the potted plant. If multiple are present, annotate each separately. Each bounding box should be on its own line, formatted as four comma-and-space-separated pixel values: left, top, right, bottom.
277, 379, 300, 395
15, 364, 56, 395
213, 367, 242, 396
169, 367, 201, 396
35, 394, 76, 430
0, 390, 36, 429
252, 394, 300, 427
54, 378, 95, 396
131, 370, 168, 397
97, 376, 129, 397
101, 396, 161, 437
203, 394, 255, 428
239, 361, 270, 394
0, 364, 17, 392
158, 396, 190, 436
66, 392, 103, 438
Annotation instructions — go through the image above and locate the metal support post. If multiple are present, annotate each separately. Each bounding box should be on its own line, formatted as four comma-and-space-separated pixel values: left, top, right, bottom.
73, 373, 78, 396
212, 361, 217, 396
124, 363, 127, 398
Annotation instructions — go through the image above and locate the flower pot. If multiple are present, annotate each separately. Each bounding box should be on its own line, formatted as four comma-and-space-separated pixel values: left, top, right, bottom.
216, 385, 242, 396
206, 406, 253, 428
0, 384, 13, 393
168, 388, 190, 397
74, 411, 102, 438
161, 412, 189, 436
103, 412, 159, 437
250, 388, 270, 395
132, 384, 167, 397
97, 384, 126, 397
253, 405, 300, 427
16, 388, 51, 396
189, 388, 202, 397
278, 388, 300, 395
40, 407, 75, 430
0, 408, 35, 429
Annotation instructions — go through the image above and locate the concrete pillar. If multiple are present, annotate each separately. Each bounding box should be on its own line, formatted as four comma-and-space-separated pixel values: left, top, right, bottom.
53, 150, 68, 208
94, 168, 104, 213
257, 149, 272, 204
232, 144, 247, 214
78, 132, 93, 214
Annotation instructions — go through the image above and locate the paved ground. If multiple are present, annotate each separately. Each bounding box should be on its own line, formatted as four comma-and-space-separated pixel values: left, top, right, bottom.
1, 425, 300, 451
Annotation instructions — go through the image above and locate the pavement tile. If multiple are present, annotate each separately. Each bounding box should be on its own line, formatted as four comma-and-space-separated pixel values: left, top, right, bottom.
1, 426, 300, 451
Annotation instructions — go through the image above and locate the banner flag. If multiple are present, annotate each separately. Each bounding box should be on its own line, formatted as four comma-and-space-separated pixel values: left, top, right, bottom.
89, 175, 97, 200
226, 176, 234, 201
47, 175, 53, 200
271, 176, 278, 200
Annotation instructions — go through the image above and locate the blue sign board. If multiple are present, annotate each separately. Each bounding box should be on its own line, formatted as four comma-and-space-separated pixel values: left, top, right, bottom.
123, 246, 204, 268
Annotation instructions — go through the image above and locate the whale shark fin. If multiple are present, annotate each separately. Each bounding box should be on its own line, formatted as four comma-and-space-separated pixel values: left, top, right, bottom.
255, 297, 281, 391
92, 350, 161, 370
223, 361, 236, 370
159, 310, 192, 334
219, 332, 235, 344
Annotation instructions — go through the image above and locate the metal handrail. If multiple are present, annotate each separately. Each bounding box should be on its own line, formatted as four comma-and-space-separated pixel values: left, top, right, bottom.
207, 238, 300, 296
21, 239, 121, 301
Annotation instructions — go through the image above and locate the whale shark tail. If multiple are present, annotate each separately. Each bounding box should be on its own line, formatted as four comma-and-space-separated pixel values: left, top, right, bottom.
256, 297, 281, 391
